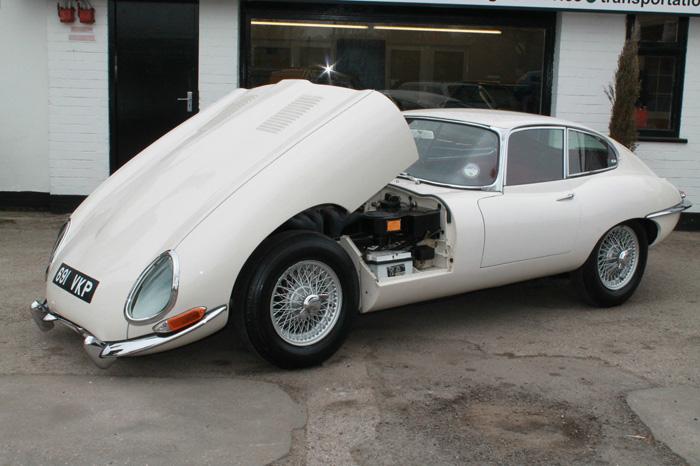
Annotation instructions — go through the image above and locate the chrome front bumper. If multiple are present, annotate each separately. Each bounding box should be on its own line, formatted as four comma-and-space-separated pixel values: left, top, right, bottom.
30, 300, 227, 369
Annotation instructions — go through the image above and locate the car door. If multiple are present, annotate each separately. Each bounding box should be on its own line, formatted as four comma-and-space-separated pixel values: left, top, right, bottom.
478, 127, 581, 267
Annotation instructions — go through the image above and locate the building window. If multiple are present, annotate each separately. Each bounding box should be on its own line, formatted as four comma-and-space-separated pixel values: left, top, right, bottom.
243, 4, 555, 115
629, 15, 688, 141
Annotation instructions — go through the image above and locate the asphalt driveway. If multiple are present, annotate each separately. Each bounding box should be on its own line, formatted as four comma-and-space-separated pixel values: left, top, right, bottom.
1, 212, 698, 465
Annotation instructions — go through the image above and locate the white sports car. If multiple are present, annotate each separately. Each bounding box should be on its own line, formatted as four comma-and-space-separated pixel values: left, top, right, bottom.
31, 80, 691, 369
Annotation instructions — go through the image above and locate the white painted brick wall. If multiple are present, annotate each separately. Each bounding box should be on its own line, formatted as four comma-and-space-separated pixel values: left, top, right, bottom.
554, 13, 699, 213
199, 0, 239, 110
636, 17, 700, 213
552, 12, 626, 133
46, 0, 109, 196
38, 4, 700, 213
0, 1, 49, 193
44, 0, 238, 197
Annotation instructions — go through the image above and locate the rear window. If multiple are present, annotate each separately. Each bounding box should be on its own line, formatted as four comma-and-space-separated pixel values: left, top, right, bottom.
404, 119, 499, 187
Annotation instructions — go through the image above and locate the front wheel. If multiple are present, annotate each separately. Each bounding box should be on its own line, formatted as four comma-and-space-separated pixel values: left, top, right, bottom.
234, 231, 359, 369
572, 221, 648, 308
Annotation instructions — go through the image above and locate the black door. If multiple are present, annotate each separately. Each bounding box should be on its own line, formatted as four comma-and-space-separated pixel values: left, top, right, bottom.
110, 0, 198, 172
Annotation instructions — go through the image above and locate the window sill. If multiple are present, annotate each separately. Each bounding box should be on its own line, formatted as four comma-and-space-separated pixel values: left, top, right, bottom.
638, 136, 688, 144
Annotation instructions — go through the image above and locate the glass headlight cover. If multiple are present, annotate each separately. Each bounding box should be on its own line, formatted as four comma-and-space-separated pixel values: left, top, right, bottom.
46, 219, 71, 279
125, 251, 179, 324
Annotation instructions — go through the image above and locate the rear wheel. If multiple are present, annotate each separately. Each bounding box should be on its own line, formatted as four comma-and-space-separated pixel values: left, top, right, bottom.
233, 231, 359, 369
572, 221, 648, 307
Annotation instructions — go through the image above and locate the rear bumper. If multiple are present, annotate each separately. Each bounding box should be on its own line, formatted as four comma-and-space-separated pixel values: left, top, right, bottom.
646, 199, 693, 219
30, 300, 227, 369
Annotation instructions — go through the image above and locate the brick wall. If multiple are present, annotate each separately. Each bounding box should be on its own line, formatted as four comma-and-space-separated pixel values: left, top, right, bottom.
35, 5, 700, 213
43, 0, 240, 198
0, 1, 49, 193
47, 0, 109, 197
553, 12, 699, 213
199, 0, 239, 110
552, 12, 625, 134
635, 17, 700, 214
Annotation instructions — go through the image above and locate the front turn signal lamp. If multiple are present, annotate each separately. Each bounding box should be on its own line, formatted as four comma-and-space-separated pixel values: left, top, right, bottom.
153, 307, 206, 334
125, 251, 179, 324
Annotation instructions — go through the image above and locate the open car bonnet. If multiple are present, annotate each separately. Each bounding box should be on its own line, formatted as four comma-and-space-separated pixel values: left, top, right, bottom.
55, 80, 418, 283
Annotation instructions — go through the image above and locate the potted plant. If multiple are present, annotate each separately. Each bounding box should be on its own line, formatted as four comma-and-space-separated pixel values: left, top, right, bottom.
605, 33, 641, 151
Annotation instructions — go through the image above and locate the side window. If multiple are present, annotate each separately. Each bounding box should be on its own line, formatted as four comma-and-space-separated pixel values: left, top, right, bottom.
506, 128, 564, 186
568, 131, 618, 176
424, 84, 443, 95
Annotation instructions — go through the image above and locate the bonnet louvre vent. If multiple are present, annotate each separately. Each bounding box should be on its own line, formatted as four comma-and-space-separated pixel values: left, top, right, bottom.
199, 95, 259, 133
257, 95, 323, 134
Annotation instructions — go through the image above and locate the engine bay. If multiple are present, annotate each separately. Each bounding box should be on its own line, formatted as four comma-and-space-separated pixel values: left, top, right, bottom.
278, 186, 451, 280
348, 187, 450, 280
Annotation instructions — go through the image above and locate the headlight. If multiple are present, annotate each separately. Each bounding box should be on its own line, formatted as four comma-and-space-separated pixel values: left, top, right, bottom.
46, 219, 71, 280
125, 251, 179, 324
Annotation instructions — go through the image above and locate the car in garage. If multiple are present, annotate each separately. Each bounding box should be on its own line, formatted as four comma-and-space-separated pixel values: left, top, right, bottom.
380, 89, 470, 111
31, 80, 691, 369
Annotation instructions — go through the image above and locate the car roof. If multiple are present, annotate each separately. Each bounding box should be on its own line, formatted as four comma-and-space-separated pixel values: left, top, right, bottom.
402, 108, 599, 133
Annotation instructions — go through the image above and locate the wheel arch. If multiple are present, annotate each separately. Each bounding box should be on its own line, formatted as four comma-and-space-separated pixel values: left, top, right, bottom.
229, 204, 358, 331
271, 204, 359, 239
636, 217, 659, 245
572, 218, 650, 307
229, 228, 360, 368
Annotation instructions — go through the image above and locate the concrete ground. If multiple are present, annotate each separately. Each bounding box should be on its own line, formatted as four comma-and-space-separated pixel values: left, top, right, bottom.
1, 211, 698, 465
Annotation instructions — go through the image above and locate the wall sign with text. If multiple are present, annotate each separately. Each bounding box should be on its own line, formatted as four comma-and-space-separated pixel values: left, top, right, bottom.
343, 0, 700, 16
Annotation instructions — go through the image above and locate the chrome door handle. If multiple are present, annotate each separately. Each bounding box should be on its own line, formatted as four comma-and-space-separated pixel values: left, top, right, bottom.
557, 193, 575, 201
177, 91, 193, 113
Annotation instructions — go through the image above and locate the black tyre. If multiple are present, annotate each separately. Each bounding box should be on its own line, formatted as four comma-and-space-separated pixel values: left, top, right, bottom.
232, 231, 359, 369
572, 221, 648, 308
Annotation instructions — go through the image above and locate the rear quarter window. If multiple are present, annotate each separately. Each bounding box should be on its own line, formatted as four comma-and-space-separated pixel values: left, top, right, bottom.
568, 130, 618, 176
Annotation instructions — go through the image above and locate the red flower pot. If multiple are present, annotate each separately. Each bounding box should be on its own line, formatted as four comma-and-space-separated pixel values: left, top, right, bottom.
635, 109, 648, 129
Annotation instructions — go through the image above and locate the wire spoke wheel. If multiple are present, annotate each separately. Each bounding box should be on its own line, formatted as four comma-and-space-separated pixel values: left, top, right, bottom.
270, 260, 342, 346
235, 231, 359, 368
596, 225, 639, 290
572, 221, 648, 308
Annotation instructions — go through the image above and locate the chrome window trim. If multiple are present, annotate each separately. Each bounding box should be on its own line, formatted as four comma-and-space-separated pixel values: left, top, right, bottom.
395, 175, 498, 192
404, 115, 494, 131
124, 250, 180, 325
503, 125, 621, 187
566, 166, 619, 179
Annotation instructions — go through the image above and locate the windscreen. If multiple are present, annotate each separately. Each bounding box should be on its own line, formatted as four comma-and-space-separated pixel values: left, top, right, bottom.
404, 119, 499, 187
